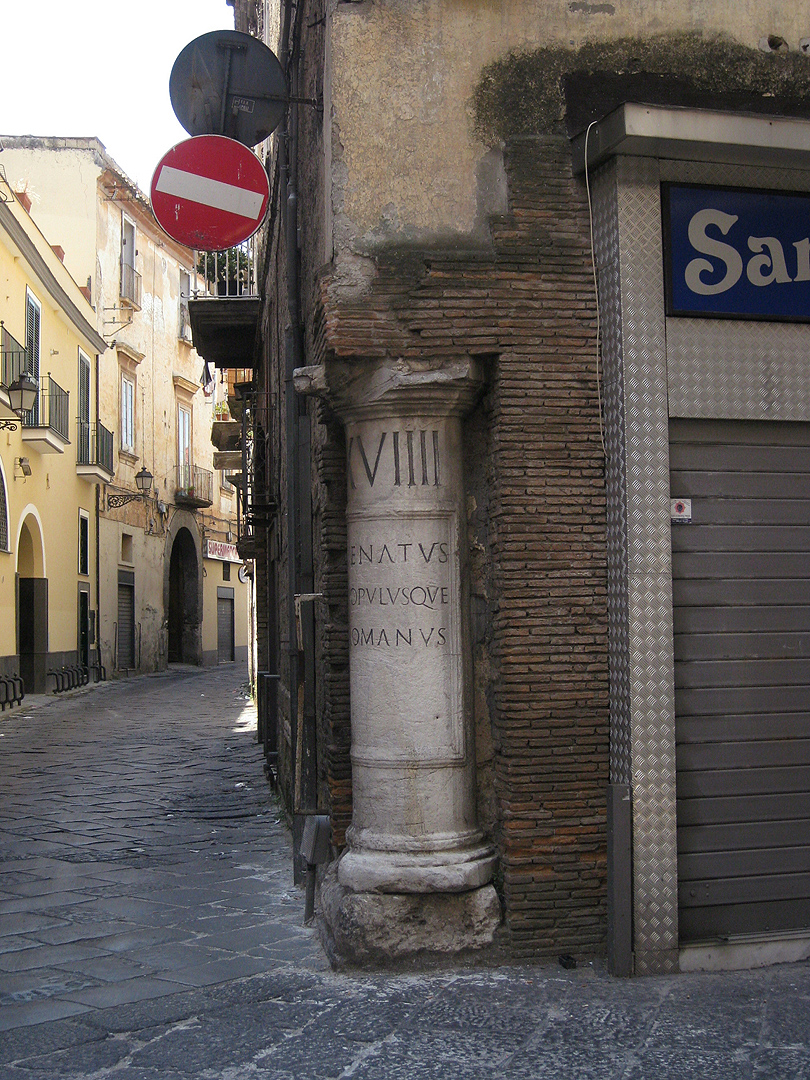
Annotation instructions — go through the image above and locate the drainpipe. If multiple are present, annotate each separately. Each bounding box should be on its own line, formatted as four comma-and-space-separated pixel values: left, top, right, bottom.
280, 0, 318, 879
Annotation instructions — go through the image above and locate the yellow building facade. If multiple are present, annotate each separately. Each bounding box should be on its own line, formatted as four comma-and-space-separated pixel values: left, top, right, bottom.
1, 138, 249, 683
0, 175, 108, 693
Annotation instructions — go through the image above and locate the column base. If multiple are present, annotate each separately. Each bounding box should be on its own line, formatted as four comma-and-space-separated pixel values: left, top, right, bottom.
337, 839, 498, 893
320, 864, 502, 966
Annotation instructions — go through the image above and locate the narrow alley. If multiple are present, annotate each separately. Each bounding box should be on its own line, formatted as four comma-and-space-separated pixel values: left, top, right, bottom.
1, 667, 808, 1079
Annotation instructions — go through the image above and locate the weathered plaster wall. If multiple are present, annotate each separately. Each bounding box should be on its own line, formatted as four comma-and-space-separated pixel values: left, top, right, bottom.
0, 140, 103, 294
328, 2, 810, 259
98, 517, 167, 674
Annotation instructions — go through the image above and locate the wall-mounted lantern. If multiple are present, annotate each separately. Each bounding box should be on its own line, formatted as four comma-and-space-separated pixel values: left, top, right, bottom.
107, 465, 154, 509
0, 370, 39, 430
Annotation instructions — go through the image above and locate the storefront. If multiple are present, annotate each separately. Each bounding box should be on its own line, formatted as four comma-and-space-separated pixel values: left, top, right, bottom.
577, 104, 810, 974
201, 537, 249, 667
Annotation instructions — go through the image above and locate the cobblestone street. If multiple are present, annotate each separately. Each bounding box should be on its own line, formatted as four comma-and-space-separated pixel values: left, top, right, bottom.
1, 666, 809, 1079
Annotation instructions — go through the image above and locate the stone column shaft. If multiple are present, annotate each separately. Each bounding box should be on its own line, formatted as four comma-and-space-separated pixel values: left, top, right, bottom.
329, 359, 497, 903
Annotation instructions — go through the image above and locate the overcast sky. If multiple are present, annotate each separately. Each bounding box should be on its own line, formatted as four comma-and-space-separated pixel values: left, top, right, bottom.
2, 1, 235, 191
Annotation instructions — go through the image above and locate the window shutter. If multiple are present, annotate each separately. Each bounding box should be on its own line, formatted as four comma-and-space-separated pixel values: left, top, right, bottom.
0, 467, 7, 552
79, 354, 91, 423
26, 293, 40, 377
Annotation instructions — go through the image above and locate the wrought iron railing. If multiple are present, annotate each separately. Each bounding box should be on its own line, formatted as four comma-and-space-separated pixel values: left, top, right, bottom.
22, 375, 69, 441
120, 263, 142, 308
0, 323, 29, 389
193, 240, 257, 298
175, 462, 213, 504
77, 420, 114, 474
235, 405, 274, 555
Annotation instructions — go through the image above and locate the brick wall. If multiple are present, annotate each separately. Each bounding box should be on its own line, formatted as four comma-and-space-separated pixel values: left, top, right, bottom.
488, 140, 609, 956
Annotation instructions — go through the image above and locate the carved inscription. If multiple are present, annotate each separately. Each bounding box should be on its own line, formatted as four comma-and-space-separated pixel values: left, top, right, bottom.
348, 429, 441, 490
350, 542, 449, 565
347, 513, 462, 763
349, 535, 450, 650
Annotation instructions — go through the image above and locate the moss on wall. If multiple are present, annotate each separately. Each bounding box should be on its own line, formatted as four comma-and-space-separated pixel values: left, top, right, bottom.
473, 32, 810, 145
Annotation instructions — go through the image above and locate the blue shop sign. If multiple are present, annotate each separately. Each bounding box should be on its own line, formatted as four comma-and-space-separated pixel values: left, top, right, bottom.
663, 183, 810, 322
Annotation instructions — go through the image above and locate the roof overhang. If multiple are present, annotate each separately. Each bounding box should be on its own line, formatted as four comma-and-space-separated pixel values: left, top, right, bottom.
571, 103, 810, 175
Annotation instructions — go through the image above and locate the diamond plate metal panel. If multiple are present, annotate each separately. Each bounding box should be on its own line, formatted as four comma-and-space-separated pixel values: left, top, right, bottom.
592, 161, 632, 789
662, 159, 810, 192
629, 570, 678, 961
668, 319, 810, 420
635, 949, 680, 977
617, 158, 679, 967
594, 156, 679, 970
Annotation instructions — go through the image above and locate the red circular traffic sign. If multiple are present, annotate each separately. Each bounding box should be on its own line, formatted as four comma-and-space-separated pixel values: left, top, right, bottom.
150, 135, 270, 251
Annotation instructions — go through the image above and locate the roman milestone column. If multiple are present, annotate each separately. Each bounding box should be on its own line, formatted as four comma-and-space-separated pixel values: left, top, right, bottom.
318, 357, 500, 960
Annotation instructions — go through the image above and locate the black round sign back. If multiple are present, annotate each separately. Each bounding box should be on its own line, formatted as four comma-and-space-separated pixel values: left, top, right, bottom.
170, 30, 287, 148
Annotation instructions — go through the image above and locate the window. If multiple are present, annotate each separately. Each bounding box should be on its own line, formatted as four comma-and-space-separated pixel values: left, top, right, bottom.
178, 405, 191, 489
121, 532, 133, 564
25, 289, 41, 423
121, 374, 135, 453
78, 350, 91, 462
78, 511, 90, 576
179, 269, 192, 341
116, 345, 143, 458
120, 216, 141, 307
222, 560, 231, 581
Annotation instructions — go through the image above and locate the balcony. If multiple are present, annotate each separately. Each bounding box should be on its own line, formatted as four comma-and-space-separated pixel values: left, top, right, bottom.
175, 463, 213, 508
1, 323, 27, 391
187, 244, 259, 369
76, 420, 114, 483
21, 375, 70, 454
213, 450, 242, 472
120, 263, 142, 309
1, 324, 32, 418
211, 417, 241, 451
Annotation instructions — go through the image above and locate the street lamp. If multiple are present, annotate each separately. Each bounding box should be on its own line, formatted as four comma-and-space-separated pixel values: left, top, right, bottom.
8, 370, 39, 413
0, 370, 39, 430
107, 465, 154, 509
135, 466, 153, 494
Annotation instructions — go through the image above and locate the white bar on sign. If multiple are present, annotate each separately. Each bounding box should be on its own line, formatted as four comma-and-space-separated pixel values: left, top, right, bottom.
155, 165, 264, 220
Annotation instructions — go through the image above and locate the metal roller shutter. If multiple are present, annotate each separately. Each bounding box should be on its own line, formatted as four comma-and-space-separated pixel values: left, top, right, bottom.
217, 592, 234, 664
117, 574, 135, 671
671, 419, 810, 942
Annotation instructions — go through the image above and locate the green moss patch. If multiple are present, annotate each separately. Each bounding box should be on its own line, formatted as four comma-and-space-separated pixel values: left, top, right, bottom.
473, 32, 810, 144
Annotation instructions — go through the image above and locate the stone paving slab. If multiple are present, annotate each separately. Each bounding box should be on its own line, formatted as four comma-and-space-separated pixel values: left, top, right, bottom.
1, 667, 810, 1078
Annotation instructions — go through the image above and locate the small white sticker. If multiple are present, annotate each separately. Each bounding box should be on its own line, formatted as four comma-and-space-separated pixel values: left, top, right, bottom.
671, 498, 692, 523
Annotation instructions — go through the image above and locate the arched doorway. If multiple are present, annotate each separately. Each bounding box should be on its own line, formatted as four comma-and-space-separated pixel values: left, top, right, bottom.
167, 526, 200, 664
17, 513, 47, 693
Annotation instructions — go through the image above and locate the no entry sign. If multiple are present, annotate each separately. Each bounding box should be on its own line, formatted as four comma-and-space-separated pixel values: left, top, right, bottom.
150, 135, 270, 251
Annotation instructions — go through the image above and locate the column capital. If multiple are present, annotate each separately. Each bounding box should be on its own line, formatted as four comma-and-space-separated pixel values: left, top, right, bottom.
318, 357, 485, 424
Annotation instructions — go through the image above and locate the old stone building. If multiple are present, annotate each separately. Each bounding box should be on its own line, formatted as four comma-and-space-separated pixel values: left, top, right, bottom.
222, 0, 810, 975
